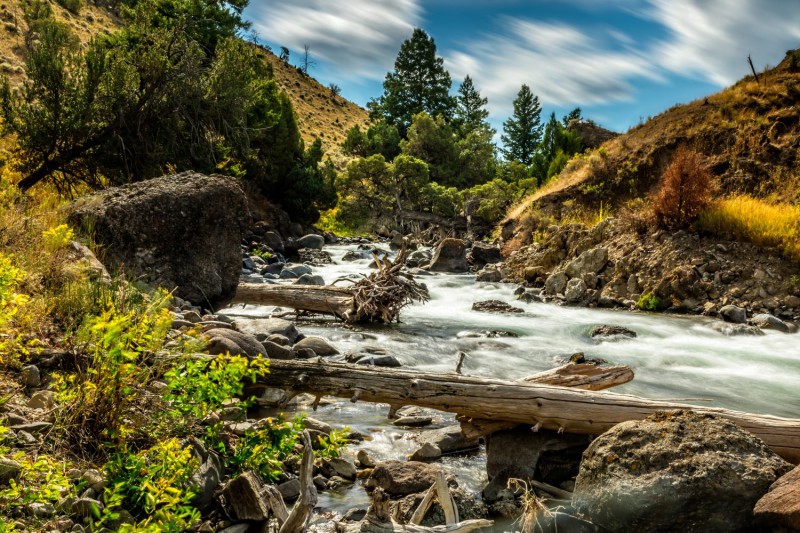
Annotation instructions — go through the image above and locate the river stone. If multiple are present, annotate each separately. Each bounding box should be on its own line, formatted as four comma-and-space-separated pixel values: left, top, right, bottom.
545, 271, 569, 295
297, 234, 325, 250
27, 390, 55, 411
259, 340, 295, 360
190, 451, 223, 510
428, 238, 468, 273
321, 458, 357, 480
295, 274, 325, 286
68, 172, 248, 308
565, 278, 587, 303
278, 478, 301, 501
710, 322, 765, 336
262, 230, 285, 253
357, 450, 377, 468
475, 265, 503, 282
589, 325, 637, 339
564, 248, 608, 278
237, 318, 301, 344
286, 263, 313, 277
221, 471, 270, 521
393, 416, 433, 427
573, 410, 792, 532
204, 329, 265, 358
720, 304, 747, 324
471, 300, 524, 313
406, 250, 432, 268
365, 461, 441, 496
470, 243, 504, 268
751, 313, 790, 333
355, 355, 402, 367
754, 464, 800, 530
417, 426, 480, 456
73, 498, 104, 519
294, 336, 339, 356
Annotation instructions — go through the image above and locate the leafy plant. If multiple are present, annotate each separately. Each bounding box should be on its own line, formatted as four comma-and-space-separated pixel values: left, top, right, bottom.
0, 451, 76, 512
230, 414, 306, 481
0, 254, 30, 366
316, 427, 351, 460
41, 224, 74, 252
637, 293, 668, 312
102, 439, 200, 532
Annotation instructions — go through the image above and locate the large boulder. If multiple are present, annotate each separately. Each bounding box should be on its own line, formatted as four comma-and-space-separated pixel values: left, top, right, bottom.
296, 234, 325, 250
237, 318, 301, 344
204, 329, 265, 358
469, 243, 504, 269
428, 238, 468, 273
754, 464, 800, 531
69, 172, 248, 308
573, 410, 792, 532
564, 248, 608, 278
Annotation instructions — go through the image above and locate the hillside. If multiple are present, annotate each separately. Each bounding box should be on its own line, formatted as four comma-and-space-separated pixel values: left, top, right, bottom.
0, 2, 368, 167
261, 50, 370, 167
504, 50, 800, 229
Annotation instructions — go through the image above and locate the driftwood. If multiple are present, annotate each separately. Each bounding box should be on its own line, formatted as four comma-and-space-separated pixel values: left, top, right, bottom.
279, 430, 318, 533
233, 248, 428, 323
259, 359, 800, 464
460, 362, 635, 438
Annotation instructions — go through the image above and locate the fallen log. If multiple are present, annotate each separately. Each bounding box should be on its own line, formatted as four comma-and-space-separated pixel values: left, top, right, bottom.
459, 362, 635, 439
233, 248, 429, 323
259, 359, 800, 464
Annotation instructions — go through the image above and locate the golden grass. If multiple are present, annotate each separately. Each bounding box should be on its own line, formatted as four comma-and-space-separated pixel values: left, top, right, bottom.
698, 195, 800, 262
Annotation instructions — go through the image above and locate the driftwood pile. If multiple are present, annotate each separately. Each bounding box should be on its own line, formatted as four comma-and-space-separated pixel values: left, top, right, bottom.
233, 248, 428, 324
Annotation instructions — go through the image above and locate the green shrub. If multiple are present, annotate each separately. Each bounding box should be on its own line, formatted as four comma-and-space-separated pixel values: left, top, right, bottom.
637, 293, 668, 311
55, 0, 82, 14
230, 414, 306, 481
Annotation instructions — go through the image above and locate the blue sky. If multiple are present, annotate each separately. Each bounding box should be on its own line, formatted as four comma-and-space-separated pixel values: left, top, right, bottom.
244, 0, 800, 134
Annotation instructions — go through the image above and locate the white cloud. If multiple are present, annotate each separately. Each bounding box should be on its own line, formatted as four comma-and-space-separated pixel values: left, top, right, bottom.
246, 0, 421, 80
645, 0, 800, 85
446, 18, 660, 118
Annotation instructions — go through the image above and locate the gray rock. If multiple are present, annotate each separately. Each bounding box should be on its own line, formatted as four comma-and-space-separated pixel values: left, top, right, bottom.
428, 238, 468, 273
294, 347, 316, 359
565, 248, 608, 278
190, 452, 223, 510
710, 322, 765, 336
294, 336, 339, 356
342, 508, 368, 522
278, 478, 301, 500
565, 278, 587, 303
297, 234, 325, 250
238, 318, 301, 344
416, 426, 480, 457
221, 471, 270, 521
262, 262, 285, 276
573, 410, 792, 532
475, 266, 503, 282
27, 390, 55, 410
303, 417, 333, 435
73, 498, 104, 519
205, 328, 265, 358
80, 469, 106, 492
0, 458, 22, 486
720, 304, 748, 324
15, 430, 38, 446
260, 340, 295, 360
365, 461, 441, 496
279, 268, 299, 279
295, 274, 325, 286
471, 300, 524, 313
262, 231, 285, 253
286, 264, 312, 276
589, 325, 637, 339
751, 313, 790, 333
393, 416, 433, 427
21, 365, 41, 388
545, 272, 569, 296
470, 243, 504, 268
27, 502, 55, 518
355, 355, 402, 367
68, 172, 248, 308
357, 449, 377, 469
268, 334, 290, 346
11, 422, 52, 433
410, 442, 442, 461
321, 458, 357, 480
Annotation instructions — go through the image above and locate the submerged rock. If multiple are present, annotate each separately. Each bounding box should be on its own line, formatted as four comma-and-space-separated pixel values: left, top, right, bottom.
751, 313, 791, 333
720, 304, 747, 324
471, 300, 524, 313
589, 325, 637, 339
573, 410, 791, 532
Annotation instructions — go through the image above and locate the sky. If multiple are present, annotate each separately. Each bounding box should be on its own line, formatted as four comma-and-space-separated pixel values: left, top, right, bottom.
244, 0, 800, 134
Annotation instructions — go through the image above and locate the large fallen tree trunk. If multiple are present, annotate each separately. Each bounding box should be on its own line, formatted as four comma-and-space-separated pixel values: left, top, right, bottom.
232, 248, 428, 323
259, 359, 800, 464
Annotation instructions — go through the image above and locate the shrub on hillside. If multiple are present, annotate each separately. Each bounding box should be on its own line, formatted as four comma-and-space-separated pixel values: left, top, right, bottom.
652, 146, 714, 229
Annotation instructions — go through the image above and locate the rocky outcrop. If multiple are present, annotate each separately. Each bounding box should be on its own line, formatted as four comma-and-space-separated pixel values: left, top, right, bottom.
69, 172, 248, 308
573, 410, 792, 532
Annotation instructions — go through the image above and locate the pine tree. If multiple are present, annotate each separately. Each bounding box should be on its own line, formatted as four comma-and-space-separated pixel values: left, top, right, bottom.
562, 107, 582, 127
501, 84, 542, 165
455, 75, 492, 135
368, 28, 455, 136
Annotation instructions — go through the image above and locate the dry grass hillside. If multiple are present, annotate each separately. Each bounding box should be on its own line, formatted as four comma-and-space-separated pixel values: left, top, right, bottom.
0, 1, 368, 167
505, 50, 800, 226
261, 50, 370, 167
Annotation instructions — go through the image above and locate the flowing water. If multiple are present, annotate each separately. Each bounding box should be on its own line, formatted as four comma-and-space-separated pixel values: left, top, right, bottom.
224, 244, 800, 530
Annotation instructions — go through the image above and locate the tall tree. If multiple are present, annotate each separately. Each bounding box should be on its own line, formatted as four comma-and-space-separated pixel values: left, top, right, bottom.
501, 84, 542, 165
368, 28, 455, 136
562, 107, 582, 127
454, 75, 492, 135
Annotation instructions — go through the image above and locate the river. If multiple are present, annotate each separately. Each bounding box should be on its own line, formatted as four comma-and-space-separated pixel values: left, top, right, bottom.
223, 243, 800, 530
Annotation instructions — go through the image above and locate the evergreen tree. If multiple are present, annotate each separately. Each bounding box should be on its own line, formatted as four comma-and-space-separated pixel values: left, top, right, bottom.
562, 106, 582, 127
501, 84, 542, 165
454, 75, 492, 135
401, 112, 458, 187
368, 28, 455, 136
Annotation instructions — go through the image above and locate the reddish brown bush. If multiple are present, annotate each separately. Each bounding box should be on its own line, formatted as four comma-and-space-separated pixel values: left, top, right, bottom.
652, 146, 714, 229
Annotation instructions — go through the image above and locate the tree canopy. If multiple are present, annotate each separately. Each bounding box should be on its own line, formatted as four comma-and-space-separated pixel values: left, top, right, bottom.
501, 84, 542, 166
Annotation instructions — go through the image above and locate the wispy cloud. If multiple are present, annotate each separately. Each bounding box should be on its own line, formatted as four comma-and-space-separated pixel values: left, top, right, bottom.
644, 0, 800, 85
247, 0, 422, 80
446, 18, 659, 117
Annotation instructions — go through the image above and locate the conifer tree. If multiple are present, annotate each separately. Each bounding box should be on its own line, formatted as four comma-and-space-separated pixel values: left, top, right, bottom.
501, 84, 542, 165
455, 75, 492, 135
368, 28, 455, 136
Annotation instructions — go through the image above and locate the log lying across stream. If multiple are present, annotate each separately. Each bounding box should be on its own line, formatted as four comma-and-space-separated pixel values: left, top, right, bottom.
258, 359, 800, 464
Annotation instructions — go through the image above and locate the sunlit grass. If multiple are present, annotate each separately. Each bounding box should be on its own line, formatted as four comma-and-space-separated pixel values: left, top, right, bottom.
698, 195, 800, 262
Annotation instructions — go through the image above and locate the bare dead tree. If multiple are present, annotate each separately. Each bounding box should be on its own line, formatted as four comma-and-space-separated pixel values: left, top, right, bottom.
301, 44, 316, 75
748, 54, 761, 85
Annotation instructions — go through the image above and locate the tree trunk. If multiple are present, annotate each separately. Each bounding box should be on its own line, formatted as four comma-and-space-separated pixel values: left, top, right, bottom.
233, 283, 355, 318
258, 360, 800, 464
